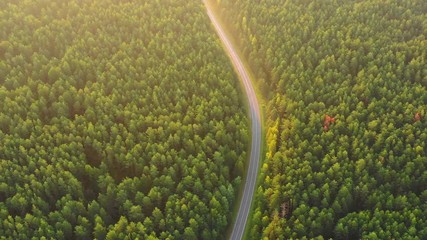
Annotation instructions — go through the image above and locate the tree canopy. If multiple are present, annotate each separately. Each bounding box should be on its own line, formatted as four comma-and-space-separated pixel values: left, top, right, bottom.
0, 0, 248, 239
211, 0, 427, 238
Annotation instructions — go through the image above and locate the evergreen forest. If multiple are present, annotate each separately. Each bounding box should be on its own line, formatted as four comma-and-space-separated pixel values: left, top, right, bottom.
2, 0, 427, 239
0, 0, 249, 239
212, 0, 427, 239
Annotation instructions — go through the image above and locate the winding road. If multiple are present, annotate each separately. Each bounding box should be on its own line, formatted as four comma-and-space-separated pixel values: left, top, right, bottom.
203, 2, 262, 239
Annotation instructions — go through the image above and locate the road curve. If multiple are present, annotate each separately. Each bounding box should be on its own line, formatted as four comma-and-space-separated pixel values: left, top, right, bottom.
202, 2, 262, 240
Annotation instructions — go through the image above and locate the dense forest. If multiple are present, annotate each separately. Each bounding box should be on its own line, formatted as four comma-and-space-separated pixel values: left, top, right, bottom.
0, 0, 249, 239
212, 0, 427, 239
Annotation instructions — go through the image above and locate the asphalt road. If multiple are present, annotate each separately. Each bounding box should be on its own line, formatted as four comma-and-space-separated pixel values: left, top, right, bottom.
203, 2, 262, 240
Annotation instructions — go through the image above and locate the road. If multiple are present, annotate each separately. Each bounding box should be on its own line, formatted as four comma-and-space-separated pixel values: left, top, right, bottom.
202, 2, 262, 240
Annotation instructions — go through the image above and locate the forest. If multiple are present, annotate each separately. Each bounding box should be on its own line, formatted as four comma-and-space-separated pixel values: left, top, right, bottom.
0, 0, 249, 239
211, 0, 427, 239
2, 0, 427, 239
